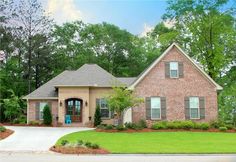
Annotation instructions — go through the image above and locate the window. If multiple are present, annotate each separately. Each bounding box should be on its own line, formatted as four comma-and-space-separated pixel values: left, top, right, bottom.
100, 98, 110, 118
189, 97, 200, 119
39, 102, 47, 120
170, 62, 179, 78
151, 97, 161, 119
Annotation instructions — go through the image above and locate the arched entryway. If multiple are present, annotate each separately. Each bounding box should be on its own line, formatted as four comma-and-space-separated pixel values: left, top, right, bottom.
65, 98, 83, 122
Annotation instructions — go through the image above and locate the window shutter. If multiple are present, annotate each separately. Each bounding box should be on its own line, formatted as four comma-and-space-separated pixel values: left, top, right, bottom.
161, 97, 166, 120
35, 102, 40, 120
184, 97, 190, 120
178, 62, 184, 78
165, 62, 170, 78
199, 97, 205, 119
96, 98, 100, 108
146, 97, 151, 120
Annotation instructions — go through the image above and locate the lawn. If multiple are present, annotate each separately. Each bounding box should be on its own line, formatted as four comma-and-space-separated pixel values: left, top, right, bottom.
56, 130, 236, 154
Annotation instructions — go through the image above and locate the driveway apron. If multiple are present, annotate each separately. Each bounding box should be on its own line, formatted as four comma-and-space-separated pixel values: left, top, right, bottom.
0, 126, 93, 152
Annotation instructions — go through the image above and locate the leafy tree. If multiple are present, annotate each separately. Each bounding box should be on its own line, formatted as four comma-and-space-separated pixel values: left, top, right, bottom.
106, 86, 143, 125
43, 104, 52, 125
1, 90, 23, 121
163, 0, 236, 80
94, 106, 102, 127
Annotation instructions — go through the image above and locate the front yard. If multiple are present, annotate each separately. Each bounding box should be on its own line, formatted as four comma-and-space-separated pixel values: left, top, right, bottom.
56, 130, 236, 154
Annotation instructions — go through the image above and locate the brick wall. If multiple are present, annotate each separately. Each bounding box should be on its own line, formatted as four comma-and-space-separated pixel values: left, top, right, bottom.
133, 46, 218, 123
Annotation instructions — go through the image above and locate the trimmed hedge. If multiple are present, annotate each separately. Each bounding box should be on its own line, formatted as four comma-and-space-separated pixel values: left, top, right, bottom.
151, 121, 210, 130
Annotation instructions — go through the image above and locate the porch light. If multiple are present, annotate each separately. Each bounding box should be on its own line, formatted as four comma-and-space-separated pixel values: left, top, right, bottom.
60, 101, 63, 107
85, 101, 88, 107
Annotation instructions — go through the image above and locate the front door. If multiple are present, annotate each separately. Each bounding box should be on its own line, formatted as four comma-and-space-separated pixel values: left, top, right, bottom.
66, 98, 82, 122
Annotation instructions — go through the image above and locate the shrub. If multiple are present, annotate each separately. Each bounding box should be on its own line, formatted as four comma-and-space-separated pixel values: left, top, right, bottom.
77, 140, 83, 146
166, 121, 181, 129
226, 124, 234, 130
116, 124, 127, 131
90, 143, 99, 149
199, 123, 210, 130
12, 118, 20, 124
179, 121, 194, 130
124, 122, 136, 129
0, 126, 6, 132
151, 122, 167, 130
61, 140, 69, 146
84, 141, 92, 148
94, 106, 102, 127
43, 104, 52, 125
138, 119, 147, 128
96, 124, 105, 129
219, 127, 227, 132
210, 120, 224, 129
29, 121, 40, 125
105, 124, 113, 130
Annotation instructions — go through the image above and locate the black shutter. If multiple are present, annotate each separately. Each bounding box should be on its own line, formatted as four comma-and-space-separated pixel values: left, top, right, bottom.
165, 62, 170, 78
199, 97, 205, 119
161, 97, 166, 120
146, 97, 151, 120
35, 102, 40, 120
184, 97, 190, 120
178, 62, 184, 78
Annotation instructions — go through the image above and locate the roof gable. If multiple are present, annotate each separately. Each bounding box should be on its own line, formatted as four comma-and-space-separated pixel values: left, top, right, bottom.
129, 43, 223, 90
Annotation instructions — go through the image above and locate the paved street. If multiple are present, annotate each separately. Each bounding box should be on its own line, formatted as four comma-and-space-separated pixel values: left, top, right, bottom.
0, 126, 93, 151
0, 152, 236, 162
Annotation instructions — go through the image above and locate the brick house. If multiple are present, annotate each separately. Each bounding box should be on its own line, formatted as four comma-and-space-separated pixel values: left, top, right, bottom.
23, 43, 222, 126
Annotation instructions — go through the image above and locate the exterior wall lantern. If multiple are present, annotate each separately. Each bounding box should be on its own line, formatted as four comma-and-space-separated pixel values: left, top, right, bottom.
85, 101, 88, 107
60, 101, 63, 107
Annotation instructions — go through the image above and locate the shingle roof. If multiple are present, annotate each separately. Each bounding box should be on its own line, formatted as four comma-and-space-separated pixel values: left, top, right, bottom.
24, 64, 136, 99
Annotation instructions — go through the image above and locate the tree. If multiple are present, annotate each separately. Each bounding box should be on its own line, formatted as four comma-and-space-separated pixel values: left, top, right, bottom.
43, 104, 52, 125
94, 106, 102, 127
106, 86, 143, 125
1, 90, 23, 121
163, 0, 236, 80
12, 0, 53, 93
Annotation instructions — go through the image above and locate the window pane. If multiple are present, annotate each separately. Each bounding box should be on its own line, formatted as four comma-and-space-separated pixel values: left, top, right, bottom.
170, 70, 178, 78
39, 102, 47, 120
101, 109, 109, 118
170, 62, 178, 70
100, 98, 107, 109
151, 97, 160, 109
190, 97, 199, 108
151, 109, 160, 119
190, 108, 199, 118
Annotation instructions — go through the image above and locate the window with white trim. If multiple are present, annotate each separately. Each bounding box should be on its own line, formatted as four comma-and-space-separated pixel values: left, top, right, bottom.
170, 62, 179, 78
151, 97, 161, 119
100, 98, 110, 118
189, 97, 200, 119
39, 102, 47, 120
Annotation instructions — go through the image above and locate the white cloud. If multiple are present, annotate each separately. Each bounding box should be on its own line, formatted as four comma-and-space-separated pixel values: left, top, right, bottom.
45, 0, 83, 24
140, 23, 154, 37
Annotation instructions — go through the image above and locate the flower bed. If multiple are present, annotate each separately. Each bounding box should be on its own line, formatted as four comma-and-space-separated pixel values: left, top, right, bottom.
51, 139, 109, 154
50, 145, 109, 154
0, 125, 14, 140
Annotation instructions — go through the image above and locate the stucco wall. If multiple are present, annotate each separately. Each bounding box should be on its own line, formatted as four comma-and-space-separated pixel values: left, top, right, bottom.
89, 87, 114, 125
28, 99, 58, 123
58, 87, 90, 125
133, 46, 218, 123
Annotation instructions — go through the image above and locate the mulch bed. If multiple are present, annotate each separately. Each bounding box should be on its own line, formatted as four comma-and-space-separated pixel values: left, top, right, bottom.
96, 128, 236, 133
50, 145, 110, 154
0, 129, 14, 139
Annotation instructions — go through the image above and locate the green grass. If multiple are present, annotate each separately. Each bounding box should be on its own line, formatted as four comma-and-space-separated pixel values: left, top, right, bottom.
56, 130, 236, 153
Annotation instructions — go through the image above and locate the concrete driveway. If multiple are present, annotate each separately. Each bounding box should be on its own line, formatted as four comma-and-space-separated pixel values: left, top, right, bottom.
0, 126, 93, 152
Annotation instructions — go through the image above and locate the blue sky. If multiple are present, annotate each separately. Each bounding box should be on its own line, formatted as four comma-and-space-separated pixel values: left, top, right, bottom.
40, 0, 235, 36
42, 0, 168, 35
